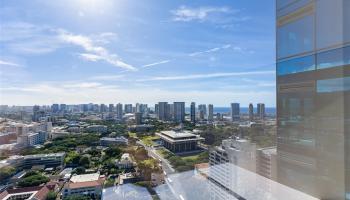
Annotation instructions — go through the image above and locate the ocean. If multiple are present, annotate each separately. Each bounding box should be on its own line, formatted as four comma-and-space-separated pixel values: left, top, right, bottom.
185, 107, 276, 115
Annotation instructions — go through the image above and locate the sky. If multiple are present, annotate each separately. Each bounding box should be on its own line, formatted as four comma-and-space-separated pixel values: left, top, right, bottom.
0, 0, 276, 107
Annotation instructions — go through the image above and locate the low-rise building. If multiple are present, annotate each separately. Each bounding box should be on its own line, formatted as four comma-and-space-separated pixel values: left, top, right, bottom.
17, 131, 47, 147
128, 125, 155, 132
0, 184, 55, 200
115, 153, 134, 169
118, 173, 138, 185
100, 136, 128, 146
86, 125, 108, 133
156, 130, 204, 153
210, 138, 256, 173
256, 146, 277, 181
62, 173, 104, 199
0, 152, 65, 170
151, 172, 165, 186
0, 132, 16, 145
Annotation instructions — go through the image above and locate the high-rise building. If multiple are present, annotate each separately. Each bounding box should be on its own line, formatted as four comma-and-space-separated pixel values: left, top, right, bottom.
276, 1, 349, 199
173, 102, 185, 123
158, 102, 169, 121
169, 103, 174, 120
257, 103, 265, 120
116, 103, 123, 119
108, 104, 114, 112
155, 104, 159, 115
100, 104, 107, 113
139, 104, 148, 117
32, 105, 41, 122
190, 102, 196, 123
135, 112, 142, 125
51, 104, 59, 113
198, 104, 207, 121
135, 103, 140, 113
249, 103, 254, 121
230, 103, 240, 121
208, 104, 214, 122
60, 104, 67, 112
124, 104, 133, 113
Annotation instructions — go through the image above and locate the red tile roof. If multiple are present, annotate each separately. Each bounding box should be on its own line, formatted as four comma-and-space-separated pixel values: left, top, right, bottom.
68, 180, 102, 189
33, 186, 50, 200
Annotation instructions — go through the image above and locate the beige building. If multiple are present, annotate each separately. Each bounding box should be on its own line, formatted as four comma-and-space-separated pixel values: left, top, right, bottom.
62, 173, 104, 199
256, 147, 277, 181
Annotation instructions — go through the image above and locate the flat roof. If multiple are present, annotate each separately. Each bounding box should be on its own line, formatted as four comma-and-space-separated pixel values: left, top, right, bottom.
24, 152, 65, 159
258, 146, 277, 155
160, 130, 196, 139
156, 131, 204, 143
68, 181, 101, 189
70, 173, 100, 183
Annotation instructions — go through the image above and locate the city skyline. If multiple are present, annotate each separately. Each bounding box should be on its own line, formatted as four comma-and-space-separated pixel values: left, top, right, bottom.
0, 0, 276, 106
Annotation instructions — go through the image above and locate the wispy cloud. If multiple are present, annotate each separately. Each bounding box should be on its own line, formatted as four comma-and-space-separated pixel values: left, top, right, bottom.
189, 44, 231, 56
58, 30, 137, 71
171, 6, 234, 22
89, 75, 125, 81
62, 82, 103, 89
1, 22, 135, 71
141, 59, 172, 68
140, 43, 251, 70
139, 70, 275, 81
0, 59, 20, 67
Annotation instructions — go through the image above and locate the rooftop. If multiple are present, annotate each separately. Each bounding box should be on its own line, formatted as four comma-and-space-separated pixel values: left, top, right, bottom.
258, 146, 277, 155
70, 173, 100, 183
68, 180, 101, 189
160, 130, 196, 139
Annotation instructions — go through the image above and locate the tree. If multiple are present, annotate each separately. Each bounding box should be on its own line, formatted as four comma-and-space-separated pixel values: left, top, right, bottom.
74, 167, 86, 175
18, 174, 49, 187
23, 170, 40, 178
65, 151, 81, 166
0, 166, 16, 181
64, 195, 90, 200
46, 191, 56, 200
104, 146, 122, 159
79, 156, 90, 168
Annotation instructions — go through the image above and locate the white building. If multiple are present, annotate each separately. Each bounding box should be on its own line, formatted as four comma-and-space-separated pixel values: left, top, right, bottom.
86, 125, 107, 133
115, 153, 134, 169
17, 131, 47, 147
62, 173, 104, 199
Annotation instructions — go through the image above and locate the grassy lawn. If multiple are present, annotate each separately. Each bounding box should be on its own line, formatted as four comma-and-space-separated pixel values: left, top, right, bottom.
128, 132, 137, 138
141, 135, 160, 146
104, 178, 115, 188
156, 148, 208, 172
181, 154, 200, 161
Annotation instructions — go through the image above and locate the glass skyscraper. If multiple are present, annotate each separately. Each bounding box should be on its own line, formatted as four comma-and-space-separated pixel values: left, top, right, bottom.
276, 0, 349, 199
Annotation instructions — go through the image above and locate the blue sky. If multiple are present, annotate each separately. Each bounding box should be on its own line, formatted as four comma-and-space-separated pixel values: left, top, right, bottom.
0, 0, 276, 106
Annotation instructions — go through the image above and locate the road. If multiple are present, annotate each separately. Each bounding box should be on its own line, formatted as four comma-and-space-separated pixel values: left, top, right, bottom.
136, 140, 175, 175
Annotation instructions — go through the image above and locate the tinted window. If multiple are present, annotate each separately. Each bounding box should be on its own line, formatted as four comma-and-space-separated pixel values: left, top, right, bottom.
277, 54, 315, 76
317, 77, 350, 93
277, 15, 314, 59
317, 46, 350, 69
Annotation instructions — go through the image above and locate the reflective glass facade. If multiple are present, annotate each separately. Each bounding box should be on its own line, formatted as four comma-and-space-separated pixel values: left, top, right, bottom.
277, 54, 315, 75
277, 0, 349, 199
317, 46, 350, 70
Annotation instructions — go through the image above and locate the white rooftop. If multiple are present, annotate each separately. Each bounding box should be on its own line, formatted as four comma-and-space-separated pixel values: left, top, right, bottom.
70, 173, 100, 183
160, 130, 196, 139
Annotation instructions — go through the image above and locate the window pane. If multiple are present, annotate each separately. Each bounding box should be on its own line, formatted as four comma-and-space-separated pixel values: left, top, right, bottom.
317, 77, 350, 93
317, 46, 350, 69
277, 55, 315, 76
277, 15, 314, 59
277, 0, 296, 10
